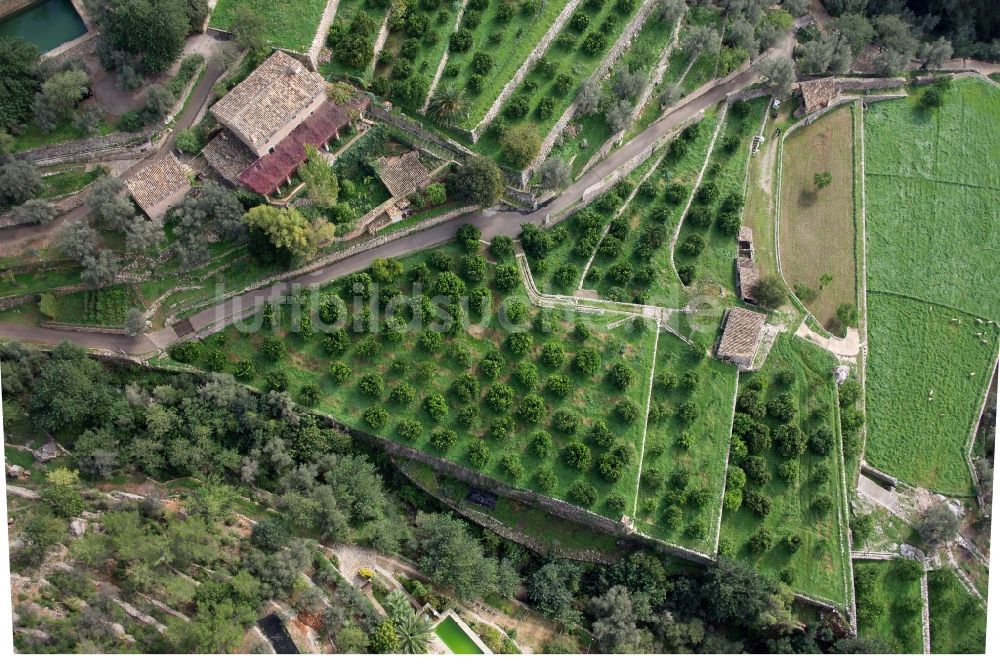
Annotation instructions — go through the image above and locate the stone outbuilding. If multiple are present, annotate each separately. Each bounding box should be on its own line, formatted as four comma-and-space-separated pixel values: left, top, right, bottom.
123, 153, 191, 219
735, 226, 760, 305
716, 307, 767, 369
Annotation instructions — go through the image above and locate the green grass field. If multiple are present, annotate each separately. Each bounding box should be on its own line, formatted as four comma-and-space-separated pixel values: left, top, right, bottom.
719, 334, 850, 607
854, 560, 924, 653
634, 329, 737, 553
865, 294, 996, 494
778, 104, 856, 333
927, 568, 986, 654
863, 79, 1000, 320
862, 78, 1000, 493
210, 0, 328, 52
177, 242, 658, 520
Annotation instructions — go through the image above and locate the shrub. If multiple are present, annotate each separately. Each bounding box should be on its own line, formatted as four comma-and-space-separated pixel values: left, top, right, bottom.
364, 406, 388, 428
606, 362, 635, 389
517, 394, 547, 423
500, 453, 525, 481
266, 369, 289, 392
615, 398, 640, 423
489, 415, 515, 440
485, 383, 515, 412
530, 431, 553, 457
679, 234, 705, 256
430, 429, 457, 452
260, 336, 285, 362
568, 481, 598, 506
545, 374, 573, 397
774, 424, 807, 457
534, 466, 557, 491
808, 428, 834, 455
747, 528, 773, 554
468, 440, 490, 468
397, 418, 423, 440
358, 373, 385, 399
812, 494, 834, 514
423, 393, 449, 422
562, 441, 592, 470
330, 361, 351, 383
777, 460, 799, 484
743, 456, 771, 485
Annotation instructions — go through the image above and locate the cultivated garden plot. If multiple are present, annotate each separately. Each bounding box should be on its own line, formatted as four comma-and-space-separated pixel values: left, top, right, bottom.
45, 284, 142, 328
778, 104, 857, 334
863, 78, 1000, 320
927, 568, 987, 654
853, 559, 925, 654
674, 96, 767, 294
172, 241, 659, 521
865, 294, 997, 495
210, 0, 329, 53
442, 0, 573, 131
633, 331, 738, 554
719, 334, 851, 607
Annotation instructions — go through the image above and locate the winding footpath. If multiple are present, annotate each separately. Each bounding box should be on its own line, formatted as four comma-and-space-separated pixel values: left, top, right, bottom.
0, 32, 796, 355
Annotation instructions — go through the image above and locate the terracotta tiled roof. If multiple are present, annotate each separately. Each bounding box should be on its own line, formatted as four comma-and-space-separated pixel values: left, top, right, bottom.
717, 307, 766, 363
798, 78, 837, 113
736, 258, 761, 302
124, 153, 190, 218
238, 97, 368, 196
202, 129, 257, 185
210, 51, 327, 150
375, 151, 429, 199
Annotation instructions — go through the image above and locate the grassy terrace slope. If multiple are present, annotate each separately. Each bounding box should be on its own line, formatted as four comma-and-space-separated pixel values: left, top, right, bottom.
448, 0, 572, 129
720, 335, 850, 607
854, 559, 924, 653
779, 104, 856, 333
210, 0, 328, 52
928, 568, 987, 654
863, 79, 1000, 493
634, 331, 737, 554
175, 243, 658, 521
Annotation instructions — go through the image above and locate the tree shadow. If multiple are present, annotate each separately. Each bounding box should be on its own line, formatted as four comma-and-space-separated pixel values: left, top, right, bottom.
798, 188, 817, 208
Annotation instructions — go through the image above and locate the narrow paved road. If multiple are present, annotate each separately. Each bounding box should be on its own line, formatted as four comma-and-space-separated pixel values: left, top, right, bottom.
0, 32, 795, 355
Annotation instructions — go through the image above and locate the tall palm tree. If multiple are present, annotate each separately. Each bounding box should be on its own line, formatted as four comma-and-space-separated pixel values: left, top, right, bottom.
427, 85, 470, 127
394, 611, 433, 654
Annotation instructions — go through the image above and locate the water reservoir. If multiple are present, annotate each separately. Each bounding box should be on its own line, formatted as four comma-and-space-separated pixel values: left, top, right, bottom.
0, 0, 87, 53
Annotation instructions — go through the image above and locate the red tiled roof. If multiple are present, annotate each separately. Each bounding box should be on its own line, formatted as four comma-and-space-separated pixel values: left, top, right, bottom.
239, 96, 369, 196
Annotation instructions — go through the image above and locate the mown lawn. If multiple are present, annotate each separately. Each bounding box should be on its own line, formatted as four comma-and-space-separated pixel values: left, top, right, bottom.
719, 334, 851, 607
210, 0, 328, 52
778, 104, 856, 333
175, 242, 659, 521
865, 293, 997, 495
863, 78, 1000, 320
854, 559, 924, 653
634, 328, 737, 553
927, 568, 986, 653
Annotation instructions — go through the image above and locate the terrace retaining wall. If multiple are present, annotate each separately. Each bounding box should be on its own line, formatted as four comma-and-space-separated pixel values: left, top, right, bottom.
365, 106, 473, 162
15, 129, 159, 167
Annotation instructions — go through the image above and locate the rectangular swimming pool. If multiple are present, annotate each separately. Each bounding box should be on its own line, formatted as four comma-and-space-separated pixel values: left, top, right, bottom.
0, 0, 87, 53
435, 616, 483, 654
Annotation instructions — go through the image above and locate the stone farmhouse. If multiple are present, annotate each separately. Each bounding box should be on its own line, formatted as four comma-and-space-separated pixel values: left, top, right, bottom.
202, 50, 368, 197
716, 307, 767, 369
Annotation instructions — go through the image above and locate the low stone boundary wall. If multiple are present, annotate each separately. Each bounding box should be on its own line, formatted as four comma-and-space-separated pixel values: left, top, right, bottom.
41, 321, 127, 335
835, 76, 906, 91
16, 129, 157, 167
0, 259, 75, 276
0, 281, 91, 312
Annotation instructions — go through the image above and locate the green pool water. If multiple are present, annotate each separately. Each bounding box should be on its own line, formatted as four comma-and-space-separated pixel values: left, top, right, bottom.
0, 0, 87, 53
435, 616, 483, 654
